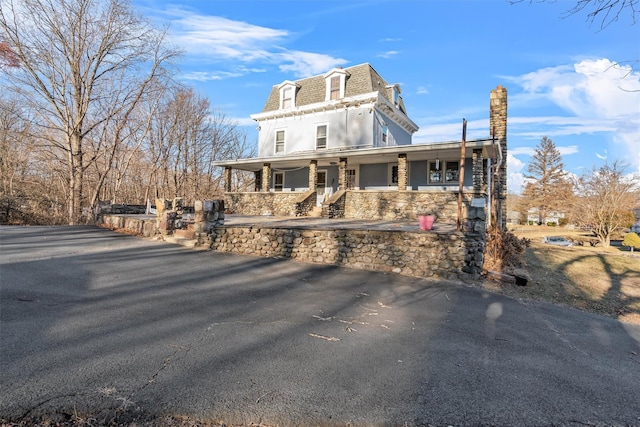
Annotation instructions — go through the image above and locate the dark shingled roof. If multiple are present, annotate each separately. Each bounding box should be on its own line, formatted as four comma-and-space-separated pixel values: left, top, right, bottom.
260, 63, 407, 114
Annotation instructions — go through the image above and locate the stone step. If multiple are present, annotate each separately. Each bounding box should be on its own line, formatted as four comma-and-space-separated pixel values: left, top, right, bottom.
308, 206, 323, 217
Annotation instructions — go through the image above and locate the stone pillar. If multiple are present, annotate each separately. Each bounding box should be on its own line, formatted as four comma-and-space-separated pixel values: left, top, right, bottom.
261, 163, 271, 193
490, 85, 508, 230
338, 157, 348, 191
308, 160, 317, 192
472, 149, 485, 196
224, 167, 232, 192
397, 153, 407, 191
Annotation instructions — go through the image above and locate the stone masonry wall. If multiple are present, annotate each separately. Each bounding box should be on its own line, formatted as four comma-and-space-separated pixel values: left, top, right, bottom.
344, 190, 476, 222
207, 227, 484, 279
226, 192, 303, 216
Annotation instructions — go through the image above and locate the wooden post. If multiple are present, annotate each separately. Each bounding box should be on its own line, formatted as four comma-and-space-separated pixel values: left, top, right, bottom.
457, 119, 467, 232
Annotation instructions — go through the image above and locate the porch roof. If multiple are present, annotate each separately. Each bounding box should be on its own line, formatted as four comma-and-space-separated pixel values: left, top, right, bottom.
213, 138, 496, 172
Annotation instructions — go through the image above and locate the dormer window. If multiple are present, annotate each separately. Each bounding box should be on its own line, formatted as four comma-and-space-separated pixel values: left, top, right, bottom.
278, 81, 298, 109
282, 87, 293, 108
324, 68, 348, 101
330, 77, 340, 100
388, 84, 401, 107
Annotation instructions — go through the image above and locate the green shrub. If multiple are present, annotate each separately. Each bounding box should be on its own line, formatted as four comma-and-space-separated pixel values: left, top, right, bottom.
547, 222, 556, 226
558, 217, 569, 227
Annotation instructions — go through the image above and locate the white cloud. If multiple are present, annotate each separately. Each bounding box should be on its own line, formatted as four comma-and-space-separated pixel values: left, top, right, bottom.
278, 50, 348, 78
413, 118, 488, 144
416, 86, 429, 95
504, 58, 640, 172
181, 70, 243, 81
596, 149, 608, 160
377, 50, 400, 59
162, 8, 347, 78
507, 153, 526, 193
167, 9, 287, 59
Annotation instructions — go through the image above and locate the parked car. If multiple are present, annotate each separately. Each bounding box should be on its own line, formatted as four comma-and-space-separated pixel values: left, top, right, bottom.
542, 236, 573, 247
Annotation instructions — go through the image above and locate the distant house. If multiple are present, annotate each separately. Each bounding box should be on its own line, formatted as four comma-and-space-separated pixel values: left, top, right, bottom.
213, 63, 509, 230
527, 207, 566, 225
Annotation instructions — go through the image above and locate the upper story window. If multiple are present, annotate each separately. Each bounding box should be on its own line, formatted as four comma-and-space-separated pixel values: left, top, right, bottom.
278, 81, 298, 109
324, 68, 348, 101
316, 124, 327, 149
381, 124, 388, 145
275, 130, 285, 154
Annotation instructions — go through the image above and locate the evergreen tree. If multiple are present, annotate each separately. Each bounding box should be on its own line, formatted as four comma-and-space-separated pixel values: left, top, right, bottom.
522, 136, 572, 225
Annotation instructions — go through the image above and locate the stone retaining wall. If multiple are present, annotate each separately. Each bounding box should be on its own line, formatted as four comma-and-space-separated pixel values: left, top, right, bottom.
227, 190, 485, 224
102, 214, 156, 237
207, 226, 484, 280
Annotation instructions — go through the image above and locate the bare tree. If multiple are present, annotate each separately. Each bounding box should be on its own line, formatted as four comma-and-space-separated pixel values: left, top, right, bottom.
509, 0, 638, 29
573, 161, 639, 247
141, 86, 249, 205
0, 0, 178, 224
522, 136, 573, 224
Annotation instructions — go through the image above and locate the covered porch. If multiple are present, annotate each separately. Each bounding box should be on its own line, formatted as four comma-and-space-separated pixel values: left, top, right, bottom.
214, 139, 500, 226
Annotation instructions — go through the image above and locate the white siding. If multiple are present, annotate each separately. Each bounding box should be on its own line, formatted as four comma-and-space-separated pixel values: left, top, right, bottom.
257, 106, 375, 156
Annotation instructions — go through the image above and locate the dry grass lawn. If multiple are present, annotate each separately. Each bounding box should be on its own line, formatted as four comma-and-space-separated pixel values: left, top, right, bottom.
480, 225, 640, 324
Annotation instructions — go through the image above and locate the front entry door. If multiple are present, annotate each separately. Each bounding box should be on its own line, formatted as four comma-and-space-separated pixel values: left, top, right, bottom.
316, 170, 327, 206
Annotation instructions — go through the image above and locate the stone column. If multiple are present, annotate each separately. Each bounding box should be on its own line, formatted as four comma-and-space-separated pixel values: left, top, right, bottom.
397, 153, 407, 191
472, 149, 485, 196
261, 163, 271, 193
224, 167, 232, 192
338, 157, 348, 191
490, 85, 508, 230
308, 160, 317, 192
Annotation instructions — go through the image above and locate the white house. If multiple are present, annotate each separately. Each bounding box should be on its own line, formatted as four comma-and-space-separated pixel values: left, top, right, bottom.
213, 63, 509, 229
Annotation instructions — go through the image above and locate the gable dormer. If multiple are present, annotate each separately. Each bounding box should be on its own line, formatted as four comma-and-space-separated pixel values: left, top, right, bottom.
387, 84, 401, 107
324, 67, 349, 101
278, 80, 298, 109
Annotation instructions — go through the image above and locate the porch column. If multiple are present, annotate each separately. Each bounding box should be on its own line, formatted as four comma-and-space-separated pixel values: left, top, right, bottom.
224, 167, 232, 192
397, 153, 407, 191
338, 157, 348, 191
472, 149, 485, 196
261, 163, 271, 193
308, 160, 317, 192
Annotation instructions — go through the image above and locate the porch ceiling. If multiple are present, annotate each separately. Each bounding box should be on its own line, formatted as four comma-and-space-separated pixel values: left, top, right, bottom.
214, 138, 496, 171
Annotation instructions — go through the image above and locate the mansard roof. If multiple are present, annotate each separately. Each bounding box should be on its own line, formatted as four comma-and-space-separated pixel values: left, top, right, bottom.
260, 63, 408, 114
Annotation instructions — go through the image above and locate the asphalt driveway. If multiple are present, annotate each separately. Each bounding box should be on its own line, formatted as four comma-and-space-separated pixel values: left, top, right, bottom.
1, 226, 639, 426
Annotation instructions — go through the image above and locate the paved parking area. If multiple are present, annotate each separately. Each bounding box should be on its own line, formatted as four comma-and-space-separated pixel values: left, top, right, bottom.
1, 225, 639, 426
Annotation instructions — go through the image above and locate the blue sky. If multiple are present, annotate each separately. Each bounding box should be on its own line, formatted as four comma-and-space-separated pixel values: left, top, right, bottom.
134, 0, 640, 193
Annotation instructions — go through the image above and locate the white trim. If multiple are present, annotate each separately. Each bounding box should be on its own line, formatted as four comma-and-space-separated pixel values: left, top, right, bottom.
251, 93, 377, 121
